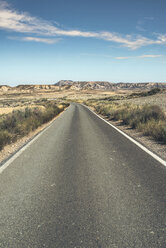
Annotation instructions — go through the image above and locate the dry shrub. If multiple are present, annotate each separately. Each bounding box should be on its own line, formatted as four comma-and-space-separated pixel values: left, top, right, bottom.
86, 100, 166, 144
0, 101, 69, 151
0, 130, 12, 150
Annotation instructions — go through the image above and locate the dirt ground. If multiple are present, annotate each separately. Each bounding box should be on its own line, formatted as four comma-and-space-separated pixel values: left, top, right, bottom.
0, 88, 166, 164
118, 91, 166, 112
0, 108, 66, 165
0, 88, 127, 115
109, 119, 166, 161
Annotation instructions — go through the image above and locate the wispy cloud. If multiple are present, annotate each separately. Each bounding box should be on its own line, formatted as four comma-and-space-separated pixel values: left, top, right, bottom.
144, 17, 154, 21
0, 1, 166, 49
136, 20, 146, 32
22, 37, 59, 44
139, 54, 163, 58
115, 57, 130, 60
136, 16, 154, 32
115, 54, 163, 59
8, 36, 60, 44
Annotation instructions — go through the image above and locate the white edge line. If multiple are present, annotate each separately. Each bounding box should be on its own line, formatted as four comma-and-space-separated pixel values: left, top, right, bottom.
0, 109, 67, 175
82, 104, 166, 167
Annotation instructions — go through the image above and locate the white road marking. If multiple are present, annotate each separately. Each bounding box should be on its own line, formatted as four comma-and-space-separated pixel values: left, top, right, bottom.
0, 110, 66, 175
0, 124, 51, 175
83, 104, 166, 167
0, 103, 165, 176
51, 183, 56, 187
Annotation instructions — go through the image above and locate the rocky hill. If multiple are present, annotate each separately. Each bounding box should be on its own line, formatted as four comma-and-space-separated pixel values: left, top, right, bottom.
0, 81, 166, 93
56, 81, 113, 90
0, 85, 11, 92
56, 81, 166, 90
0, 84, 59, 93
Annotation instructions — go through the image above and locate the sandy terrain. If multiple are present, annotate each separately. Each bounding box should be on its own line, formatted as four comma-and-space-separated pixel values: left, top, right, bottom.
0, 105, 45, 115
0, 88, 165, 164
118, 91, 166, 111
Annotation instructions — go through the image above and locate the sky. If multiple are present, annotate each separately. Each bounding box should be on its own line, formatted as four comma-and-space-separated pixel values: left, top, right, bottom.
0, 0, 166, 85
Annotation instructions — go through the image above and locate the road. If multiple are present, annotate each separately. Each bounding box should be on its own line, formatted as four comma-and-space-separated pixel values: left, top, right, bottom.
0, 103, 165, 248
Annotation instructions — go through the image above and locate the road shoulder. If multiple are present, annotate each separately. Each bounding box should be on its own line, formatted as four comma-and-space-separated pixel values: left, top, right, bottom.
84, 104, 166, 162
0, 109, 67, 166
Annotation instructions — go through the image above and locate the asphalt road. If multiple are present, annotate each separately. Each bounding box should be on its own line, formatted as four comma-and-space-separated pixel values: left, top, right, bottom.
0, 103, 165, 248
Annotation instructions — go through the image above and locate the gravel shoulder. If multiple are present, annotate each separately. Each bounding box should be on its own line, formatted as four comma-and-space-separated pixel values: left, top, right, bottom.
1, 92, 166, 166
86, 91, 166, 162
0, 110, 66, 165
95, 113, 166, 162
0, 103, 165, 247
111, 120, 166, 161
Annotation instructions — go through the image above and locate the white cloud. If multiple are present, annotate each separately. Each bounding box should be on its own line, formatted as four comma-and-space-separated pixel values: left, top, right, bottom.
144, 17, 154, 21
0, 1, 166, 49
23, 37, 59, 44
8, 36, 60, 44
136, 17, 154, 32
115, 54, 163, 59
115, 57, 130, 60
139, 54, 163, 58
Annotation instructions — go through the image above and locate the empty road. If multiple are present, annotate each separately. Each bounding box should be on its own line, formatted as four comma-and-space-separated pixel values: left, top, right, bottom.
0, 103, 166, 248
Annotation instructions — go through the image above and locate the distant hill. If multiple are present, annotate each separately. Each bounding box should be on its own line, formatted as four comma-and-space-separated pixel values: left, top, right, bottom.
56, 80, 166, 90
0, 81, 166, 93
0, 85, 11, 92
56, 81, 113, 90
0, 84, 59, 93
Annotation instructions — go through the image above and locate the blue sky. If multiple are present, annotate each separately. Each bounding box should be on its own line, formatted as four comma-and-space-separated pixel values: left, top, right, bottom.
0, 0, 166, 85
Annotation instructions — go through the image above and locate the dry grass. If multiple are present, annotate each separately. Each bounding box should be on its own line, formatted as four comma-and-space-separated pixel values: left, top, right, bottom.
1, 86, 166, 147
0, 100, 69, 151
0, 105, 45, 115
84, 99, 166, 144
118, 90, 166, 112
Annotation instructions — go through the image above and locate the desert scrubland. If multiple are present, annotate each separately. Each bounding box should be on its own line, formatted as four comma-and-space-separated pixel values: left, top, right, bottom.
0, 82, 166, 162
81, 87, 166, 160
0, 86, 71, 163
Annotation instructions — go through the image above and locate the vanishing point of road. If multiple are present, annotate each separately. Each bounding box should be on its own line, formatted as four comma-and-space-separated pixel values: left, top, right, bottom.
0, 103, 165, 248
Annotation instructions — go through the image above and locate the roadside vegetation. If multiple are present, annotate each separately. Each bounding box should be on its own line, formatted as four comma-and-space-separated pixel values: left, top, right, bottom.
101, 88, 164, 102
0, 100, 69, 151
84, 99, 166, 144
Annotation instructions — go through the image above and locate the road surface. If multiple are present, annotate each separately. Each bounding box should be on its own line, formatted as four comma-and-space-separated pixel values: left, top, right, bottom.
0, 103, 165, 248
